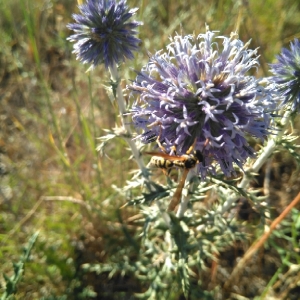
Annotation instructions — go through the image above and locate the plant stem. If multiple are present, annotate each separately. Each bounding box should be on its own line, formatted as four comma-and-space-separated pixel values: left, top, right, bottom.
108, 63, 148, 178
218, 110, 291, 214
224, 191, 300, 290
108, 64, 173, 227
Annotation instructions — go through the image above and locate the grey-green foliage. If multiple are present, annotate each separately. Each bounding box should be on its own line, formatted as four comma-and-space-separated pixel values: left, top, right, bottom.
1, 232, 39, 300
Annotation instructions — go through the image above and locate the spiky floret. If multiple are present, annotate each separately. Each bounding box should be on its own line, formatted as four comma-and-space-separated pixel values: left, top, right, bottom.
67, 0, 141, 69
129, 30, 273, 177
269, 39, 300, 112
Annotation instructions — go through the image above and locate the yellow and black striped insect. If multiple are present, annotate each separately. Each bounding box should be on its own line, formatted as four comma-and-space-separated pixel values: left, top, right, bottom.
145, 147, 205, 211
146, 150, 203, 172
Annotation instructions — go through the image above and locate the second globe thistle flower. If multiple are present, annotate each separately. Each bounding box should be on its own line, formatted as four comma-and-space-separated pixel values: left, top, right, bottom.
67, 0, 142, 69
269, 39, 300, 112
130, 30, 273, 177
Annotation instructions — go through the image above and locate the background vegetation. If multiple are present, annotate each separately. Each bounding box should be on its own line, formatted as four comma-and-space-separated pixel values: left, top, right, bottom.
0, 0, 299, 299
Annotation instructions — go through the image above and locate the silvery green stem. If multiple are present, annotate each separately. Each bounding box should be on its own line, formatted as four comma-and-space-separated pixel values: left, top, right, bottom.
109, 63, 148, 178
218, 110, 291, 215
165, 230, 174, 261
109, 64, 172, 227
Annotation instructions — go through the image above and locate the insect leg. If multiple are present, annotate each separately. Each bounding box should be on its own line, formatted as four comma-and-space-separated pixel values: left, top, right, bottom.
186, 138, 197, 154
155, 125, 167, 153
203, 138, 209, 149
186, 138, 210, 155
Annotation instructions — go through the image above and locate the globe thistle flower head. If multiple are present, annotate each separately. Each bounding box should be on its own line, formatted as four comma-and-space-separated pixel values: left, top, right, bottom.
269, 39, 300, 112
130, 30, 272, 177
67, 0, 142, 69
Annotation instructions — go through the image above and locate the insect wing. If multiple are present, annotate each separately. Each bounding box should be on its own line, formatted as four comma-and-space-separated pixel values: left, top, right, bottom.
144, 152, 186, 161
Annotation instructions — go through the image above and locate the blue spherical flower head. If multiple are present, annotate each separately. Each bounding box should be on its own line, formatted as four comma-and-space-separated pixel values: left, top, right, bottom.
269, 39, 300, 112
130, 30, 272, 177
67, 0, 142, 69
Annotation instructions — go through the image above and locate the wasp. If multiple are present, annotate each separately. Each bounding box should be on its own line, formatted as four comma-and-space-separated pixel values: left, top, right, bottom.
145, 146, 205, 211
146, 150, 203, 172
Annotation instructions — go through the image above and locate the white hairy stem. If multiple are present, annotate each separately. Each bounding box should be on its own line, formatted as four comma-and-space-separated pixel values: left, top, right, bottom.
109, 63, 148, 177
